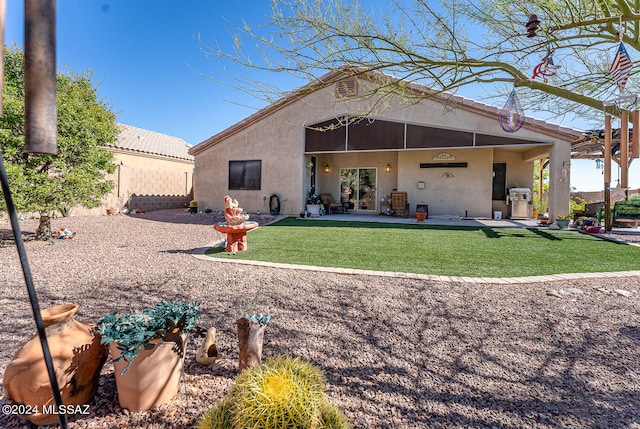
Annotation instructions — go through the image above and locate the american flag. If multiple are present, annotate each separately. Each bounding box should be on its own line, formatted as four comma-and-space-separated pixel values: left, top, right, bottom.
610, 42, 633, 93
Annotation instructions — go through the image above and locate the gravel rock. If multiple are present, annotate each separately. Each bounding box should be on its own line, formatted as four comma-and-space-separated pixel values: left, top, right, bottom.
1, 209, 639, 428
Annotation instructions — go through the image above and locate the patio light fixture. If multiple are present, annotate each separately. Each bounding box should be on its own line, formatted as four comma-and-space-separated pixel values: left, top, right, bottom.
324, 164, 330, 173
386, 163, 391, 173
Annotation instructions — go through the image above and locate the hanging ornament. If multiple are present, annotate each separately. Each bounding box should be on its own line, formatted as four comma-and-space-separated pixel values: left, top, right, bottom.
610, 42, 633, 93
532, 46, 561, 82
499, 89, 525, 132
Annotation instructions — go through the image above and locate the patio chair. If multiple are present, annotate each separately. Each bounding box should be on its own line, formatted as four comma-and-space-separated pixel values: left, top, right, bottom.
320, 193, 343, 214
390, 192, 409, 217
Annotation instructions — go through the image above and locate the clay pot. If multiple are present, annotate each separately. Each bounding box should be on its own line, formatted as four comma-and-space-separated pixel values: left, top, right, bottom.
416, 212, 427, 222
3, 304, 108, 426
110, 336, 187, 412
237, 317, 266, 372
196, 327, 223, 366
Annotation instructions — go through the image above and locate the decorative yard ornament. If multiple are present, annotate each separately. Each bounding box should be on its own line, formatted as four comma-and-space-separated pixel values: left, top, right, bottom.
610, 42, 633, 93
498, 89, 525, 132
525, 14, 540, 38
532, 46, 561, 82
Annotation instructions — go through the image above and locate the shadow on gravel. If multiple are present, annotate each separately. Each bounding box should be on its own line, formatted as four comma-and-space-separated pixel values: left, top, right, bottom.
262, 280, 639, 428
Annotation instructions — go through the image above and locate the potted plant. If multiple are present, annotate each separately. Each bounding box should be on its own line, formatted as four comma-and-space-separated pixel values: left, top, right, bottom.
237, 313, 271, 372
305, 187, 325, 216
415, 207, 427, 222
556, 215, 571, 229
96, 300, 202, 412
189, 199, 198, 213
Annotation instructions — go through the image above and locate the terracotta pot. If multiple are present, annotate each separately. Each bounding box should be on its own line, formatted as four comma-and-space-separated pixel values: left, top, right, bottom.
3, 304, 108, 426
416, 212, 427, 222
110, 336, 187, 412
106, 208, 117, 215
237, 317, 266, 372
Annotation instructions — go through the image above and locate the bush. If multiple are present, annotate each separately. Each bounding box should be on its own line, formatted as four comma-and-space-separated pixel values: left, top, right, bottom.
197, 356, 350, 429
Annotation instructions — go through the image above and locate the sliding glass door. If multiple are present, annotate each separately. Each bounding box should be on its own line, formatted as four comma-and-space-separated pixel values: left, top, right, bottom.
339, 168, 377, 211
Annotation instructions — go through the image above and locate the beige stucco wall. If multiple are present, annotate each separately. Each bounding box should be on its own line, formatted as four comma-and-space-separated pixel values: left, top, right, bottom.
193, 81, 574, 219
193, 107, 306, 214
73, 150, 194, 216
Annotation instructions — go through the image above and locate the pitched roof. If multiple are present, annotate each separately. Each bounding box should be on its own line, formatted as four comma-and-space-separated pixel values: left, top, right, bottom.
108, 123, 194, 161
189, 67, 583, 156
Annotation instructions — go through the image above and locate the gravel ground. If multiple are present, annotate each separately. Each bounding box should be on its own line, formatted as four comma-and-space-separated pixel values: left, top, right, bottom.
0, 209, 639, 428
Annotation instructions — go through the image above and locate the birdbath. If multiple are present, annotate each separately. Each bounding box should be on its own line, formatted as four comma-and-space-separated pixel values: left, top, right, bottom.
214, 221, 259, 253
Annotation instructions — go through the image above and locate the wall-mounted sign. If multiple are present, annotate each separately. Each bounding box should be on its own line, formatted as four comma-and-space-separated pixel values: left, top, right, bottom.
420, 162, 468, 168
433, 152, 456, 161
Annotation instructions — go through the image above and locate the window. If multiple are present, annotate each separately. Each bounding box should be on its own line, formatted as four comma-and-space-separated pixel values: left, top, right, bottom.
229, 160, 261, 190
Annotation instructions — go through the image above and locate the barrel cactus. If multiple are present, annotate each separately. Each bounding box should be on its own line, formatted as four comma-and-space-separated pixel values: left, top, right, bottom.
197, 356, 349, 429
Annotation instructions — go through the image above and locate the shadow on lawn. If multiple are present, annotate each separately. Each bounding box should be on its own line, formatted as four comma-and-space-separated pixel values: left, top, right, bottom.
266, 218, 612, 244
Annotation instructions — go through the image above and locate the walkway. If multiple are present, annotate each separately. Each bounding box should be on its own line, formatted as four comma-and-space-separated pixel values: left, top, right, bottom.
194, 213, 640, 284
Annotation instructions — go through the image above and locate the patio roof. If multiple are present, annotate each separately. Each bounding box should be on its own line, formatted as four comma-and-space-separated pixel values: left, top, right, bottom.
571, 128, 632, 160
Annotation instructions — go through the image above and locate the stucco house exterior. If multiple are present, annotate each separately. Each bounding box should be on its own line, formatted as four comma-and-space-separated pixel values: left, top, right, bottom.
75, 123, 194, 215
189, 68, 582, 221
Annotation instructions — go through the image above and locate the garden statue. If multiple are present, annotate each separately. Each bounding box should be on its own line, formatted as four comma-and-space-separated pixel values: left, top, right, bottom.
224, 195, 249, 226
215, 196, 258, 253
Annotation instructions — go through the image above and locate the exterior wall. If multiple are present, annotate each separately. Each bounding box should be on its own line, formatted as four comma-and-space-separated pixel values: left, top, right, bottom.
73, 150, 194, 215
398, 148, 493, 217
193, 108, 306, 215
192, 80, 577, 218
314, 152, 398, 213
492, 149, 535, 218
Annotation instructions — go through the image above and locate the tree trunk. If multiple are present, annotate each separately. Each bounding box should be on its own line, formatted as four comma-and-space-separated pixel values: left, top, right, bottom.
237, 317, 266, 372
35, 213, 52, 241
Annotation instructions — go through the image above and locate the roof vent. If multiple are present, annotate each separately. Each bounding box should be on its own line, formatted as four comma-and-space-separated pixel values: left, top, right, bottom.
334, 78, 358, 98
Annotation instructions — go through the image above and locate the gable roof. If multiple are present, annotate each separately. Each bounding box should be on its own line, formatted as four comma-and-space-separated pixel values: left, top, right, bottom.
108, 123, 194, 161
189, 67, 583, 156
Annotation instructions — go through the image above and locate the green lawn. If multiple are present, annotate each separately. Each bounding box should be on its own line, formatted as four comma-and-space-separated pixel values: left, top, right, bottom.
206, 218, 640, 277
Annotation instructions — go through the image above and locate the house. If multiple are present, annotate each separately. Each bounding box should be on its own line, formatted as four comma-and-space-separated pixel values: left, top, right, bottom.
188, 68, 582, 220
75, 123, 194, 215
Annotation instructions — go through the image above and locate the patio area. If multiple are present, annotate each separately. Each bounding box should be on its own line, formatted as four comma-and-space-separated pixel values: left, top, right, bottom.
299, 212, 542, 228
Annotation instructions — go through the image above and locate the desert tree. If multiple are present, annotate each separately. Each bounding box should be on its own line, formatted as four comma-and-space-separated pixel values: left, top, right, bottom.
200, 0, 640, 124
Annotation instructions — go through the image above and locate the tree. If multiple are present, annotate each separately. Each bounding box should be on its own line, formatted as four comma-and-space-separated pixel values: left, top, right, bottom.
201, 0, 640, 124
1, 46, 118, 239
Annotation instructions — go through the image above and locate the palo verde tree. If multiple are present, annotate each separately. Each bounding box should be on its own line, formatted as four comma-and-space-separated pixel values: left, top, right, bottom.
0, 46, 118, 239
201, 0, 640, 124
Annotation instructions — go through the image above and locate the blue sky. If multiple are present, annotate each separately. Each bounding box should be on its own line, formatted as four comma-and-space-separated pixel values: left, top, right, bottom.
4, 1, 626, 192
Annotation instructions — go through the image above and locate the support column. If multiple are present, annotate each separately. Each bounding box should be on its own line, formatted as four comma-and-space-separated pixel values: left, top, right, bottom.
604, 115, 612, 232
547, 141, 571, 222
620, 110, 629, 199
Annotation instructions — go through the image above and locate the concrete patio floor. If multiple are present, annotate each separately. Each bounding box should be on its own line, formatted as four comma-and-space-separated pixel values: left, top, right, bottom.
298, 212, 541, 228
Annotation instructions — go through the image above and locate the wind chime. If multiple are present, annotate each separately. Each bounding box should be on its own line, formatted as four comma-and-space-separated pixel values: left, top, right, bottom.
602, 18, 639, 231
0, 1, 68, 427
498, 14, 544, 133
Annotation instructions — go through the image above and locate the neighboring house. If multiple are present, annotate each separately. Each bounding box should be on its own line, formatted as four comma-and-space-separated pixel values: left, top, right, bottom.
189, 67, 582, 221
74, 123, 194, 215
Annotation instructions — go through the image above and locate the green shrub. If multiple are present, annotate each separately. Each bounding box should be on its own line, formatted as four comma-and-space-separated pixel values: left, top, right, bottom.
197, 356, 350, 429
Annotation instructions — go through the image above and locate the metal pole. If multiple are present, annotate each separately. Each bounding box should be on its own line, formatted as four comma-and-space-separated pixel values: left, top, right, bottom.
24, 0, 57, 155
0, 156, 68, 428
0, 1, 67, 426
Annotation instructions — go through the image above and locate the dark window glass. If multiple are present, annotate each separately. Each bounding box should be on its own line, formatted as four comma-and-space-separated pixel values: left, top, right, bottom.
229, 160, 261, 190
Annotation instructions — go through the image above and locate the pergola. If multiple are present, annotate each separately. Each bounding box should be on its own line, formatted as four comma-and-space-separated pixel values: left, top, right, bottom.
570, 110, 640, 230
